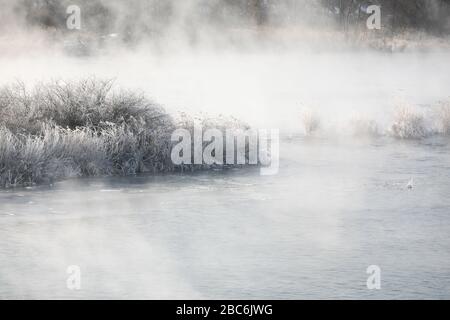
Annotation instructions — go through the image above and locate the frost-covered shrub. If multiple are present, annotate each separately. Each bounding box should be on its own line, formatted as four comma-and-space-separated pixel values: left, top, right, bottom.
0, 78, 172, 132
0, 79, 248, 187
390, 106, 427, 139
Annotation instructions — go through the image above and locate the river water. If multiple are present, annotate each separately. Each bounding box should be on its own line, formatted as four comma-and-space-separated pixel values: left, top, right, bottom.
1, 136, 450, 299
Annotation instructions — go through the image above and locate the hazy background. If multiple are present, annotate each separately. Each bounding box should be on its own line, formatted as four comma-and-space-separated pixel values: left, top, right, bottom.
0, 0, 449, 134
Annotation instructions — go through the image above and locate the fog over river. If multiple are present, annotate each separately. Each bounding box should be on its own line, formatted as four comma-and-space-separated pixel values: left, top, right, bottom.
1, 0, 450, 299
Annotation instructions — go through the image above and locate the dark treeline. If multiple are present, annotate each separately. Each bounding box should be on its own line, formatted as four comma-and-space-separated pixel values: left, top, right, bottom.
16, 0, 450, 36
322, 0, 450, 34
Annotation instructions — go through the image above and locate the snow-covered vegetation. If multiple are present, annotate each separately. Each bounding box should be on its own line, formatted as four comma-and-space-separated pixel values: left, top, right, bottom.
0, 79, 248, 187
390, 105, 428, 139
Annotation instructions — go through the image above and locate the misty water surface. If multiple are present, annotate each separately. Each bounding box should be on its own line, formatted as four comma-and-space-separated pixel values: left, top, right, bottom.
1, 136, 450, 299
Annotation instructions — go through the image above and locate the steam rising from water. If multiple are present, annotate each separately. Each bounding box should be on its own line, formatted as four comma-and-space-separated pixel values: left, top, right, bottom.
3, 50, 450, 138
0, 1, 449, 136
